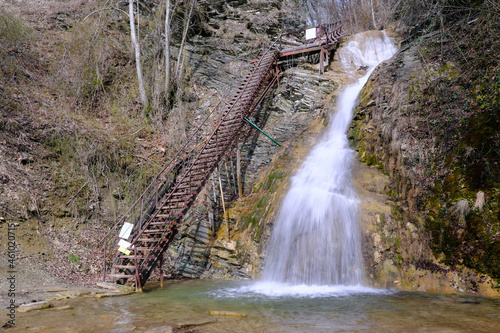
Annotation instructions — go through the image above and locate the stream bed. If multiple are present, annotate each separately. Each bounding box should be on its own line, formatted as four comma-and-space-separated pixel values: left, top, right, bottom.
11, 279, 500, 332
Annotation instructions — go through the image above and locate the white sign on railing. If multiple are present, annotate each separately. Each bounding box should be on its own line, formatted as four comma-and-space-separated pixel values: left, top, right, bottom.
118, 239, 132, 249
305, 28, 317, 40
118, 222, 133, 240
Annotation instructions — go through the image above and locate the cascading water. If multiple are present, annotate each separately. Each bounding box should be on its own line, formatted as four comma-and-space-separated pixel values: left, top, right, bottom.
260, 31, 398, 288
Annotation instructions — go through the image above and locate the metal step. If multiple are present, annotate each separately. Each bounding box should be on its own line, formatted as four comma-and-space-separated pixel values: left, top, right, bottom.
112, 265, 137, 270
178, 177, 204, 186
119, 255, 156, 259
163, 197, 190, 203
176, 183, 202, 190
149, 221, 175, 226
201, 143, 232, 155
112, 263, 154, 270
171, 190, 192, 197
215, 128, 239, 137
137, 238, 171, 243
106, 273, 136, 279
194, 156, 216, 165
134, 247, 162, 251
141, 229, 167, 234
159, 204, 186, 210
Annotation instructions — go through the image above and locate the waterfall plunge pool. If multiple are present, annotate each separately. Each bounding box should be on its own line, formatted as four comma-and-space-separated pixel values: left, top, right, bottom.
11, 280, 500, 332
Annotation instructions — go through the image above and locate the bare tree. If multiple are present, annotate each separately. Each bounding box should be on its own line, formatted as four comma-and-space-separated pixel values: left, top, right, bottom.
175, 0, 195, 82
165, 0, 171, 97
129, 0, 148, 107
370, 0, 377, 29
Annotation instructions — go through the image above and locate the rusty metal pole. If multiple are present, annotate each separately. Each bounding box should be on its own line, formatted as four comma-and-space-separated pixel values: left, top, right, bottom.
230, 156, 237, 197
318, 2, 322, 40
102, 239, 107, 282
224, 161, 232, 193
140, 196, 144, 232
276, 61, 280, 90
134, 246, 142, 292
320, 48, 324, 74
159, 254, 164, 288
237, 145, 242, 198
243, 117, 281, 147
155, 177, 158, 209
217, 167, 229, 241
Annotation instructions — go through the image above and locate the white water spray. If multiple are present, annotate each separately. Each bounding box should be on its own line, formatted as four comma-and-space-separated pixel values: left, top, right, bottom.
259, 31, 397, 291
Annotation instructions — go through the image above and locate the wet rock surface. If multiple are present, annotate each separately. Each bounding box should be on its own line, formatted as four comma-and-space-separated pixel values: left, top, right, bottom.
17, 301, 53, 313
350, 27, 500, 296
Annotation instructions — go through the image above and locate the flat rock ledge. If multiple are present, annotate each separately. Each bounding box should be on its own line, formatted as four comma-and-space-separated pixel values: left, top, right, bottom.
143, 326, 174, 333
18, 301, 53, 313
96, 282, 135, 293
176, 319, 217, 329
83, 291, 134, 298
208, 310, 246, 317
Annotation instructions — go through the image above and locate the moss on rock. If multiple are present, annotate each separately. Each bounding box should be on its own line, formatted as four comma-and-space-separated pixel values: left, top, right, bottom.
350, 13, 500, 295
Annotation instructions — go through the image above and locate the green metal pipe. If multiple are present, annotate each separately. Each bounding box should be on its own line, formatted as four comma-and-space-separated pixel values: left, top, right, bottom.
244, 117, 281, 147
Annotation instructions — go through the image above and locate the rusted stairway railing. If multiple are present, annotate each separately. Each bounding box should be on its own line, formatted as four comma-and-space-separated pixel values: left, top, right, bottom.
278, 21, 343, 73
279, 21, 343, 58
100, 47, 281, 289
99, 22, 343, 290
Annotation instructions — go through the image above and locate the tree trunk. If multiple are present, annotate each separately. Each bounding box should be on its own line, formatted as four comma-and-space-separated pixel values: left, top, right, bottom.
165, 0, 171, 97
129, 0, 148, 107
351, 1, 358, 28
370, 0, 377, 29
175, 0, 194, 81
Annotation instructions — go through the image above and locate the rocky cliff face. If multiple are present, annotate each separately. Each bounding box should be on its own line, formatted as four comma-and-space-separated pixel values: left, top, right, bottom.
166, 25, 338, 278
169, 8, 500, 297
350, 18, 499, 296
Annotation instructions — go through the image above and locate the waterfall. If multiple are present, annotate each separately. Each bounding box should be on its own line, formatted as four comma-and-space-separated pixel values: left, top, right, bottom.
261, 31, 397, 287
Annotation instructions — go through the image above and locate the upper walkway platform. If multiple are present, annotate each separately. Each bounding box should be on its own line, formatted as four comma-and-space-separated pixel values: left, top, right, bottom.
278, 21, 343, 59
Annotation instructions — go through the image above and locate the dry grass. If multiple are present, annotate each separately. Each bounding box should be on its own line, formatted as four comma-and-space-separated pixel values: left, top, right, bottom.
0, 1, 169, 285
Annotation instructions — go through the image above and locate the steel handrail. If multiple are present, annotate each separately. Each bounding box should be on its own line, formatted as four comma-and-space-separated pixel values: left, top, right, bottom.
103, 20, 343, 286
133, 50, 281, 277
280, 21, 341, 38
98, 99, 224, 246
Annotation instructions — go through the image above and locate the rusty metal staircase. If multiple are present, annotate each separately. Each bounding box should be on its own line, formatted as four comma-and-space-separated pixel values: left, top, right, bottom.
101, 48, 281, 289
99, 22, 343, 290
